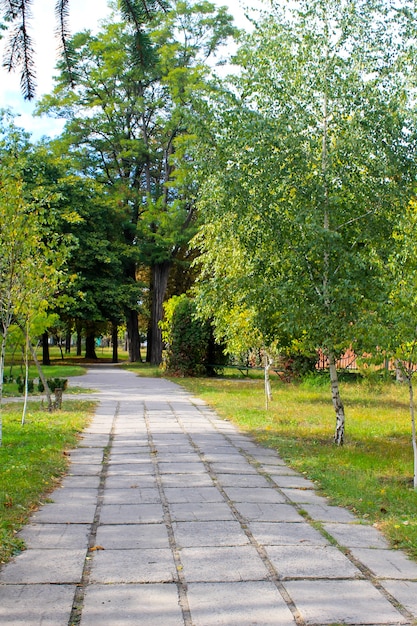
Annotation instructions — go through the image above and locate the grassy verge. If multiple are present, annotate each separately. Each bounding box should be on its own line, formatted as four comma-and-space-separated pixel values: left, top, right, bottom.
0, 400, 94, 564
175, 373, 417, 560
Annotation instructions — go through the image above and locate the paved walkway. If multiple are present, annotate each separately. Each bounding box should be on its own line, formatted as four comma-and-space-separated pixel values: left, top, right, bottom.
1, 366, 417, 626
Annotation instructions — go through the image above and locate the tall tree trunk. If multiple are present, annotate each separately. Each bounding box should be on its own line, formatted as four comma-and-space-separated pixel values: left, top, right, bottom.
85, 332, 97, 360
42, 331, 51, 366
112, 323, 119, 364
65, 330, 71, 354
76, 321, 82, 356
329, 351, 345, 445
405, 371, 417, 490
126, 309, 141, 362
149, 260, 171, 366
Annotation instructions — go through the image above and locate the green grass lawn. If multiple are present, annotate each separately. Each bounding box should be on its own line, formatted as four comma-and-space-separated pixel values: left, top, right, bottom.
0, 400, 94, 564
175, 372, 417, 560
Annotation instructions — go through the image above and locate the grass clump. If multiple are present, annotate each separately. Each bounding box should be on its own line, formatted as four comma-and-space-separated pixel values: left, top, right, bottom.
176, 374, 417, 560
0, 400, 94, 564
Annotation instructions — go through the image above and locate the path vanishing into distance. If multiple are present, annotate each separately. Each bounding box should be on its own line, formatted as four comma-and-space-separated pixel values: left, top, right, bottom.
1, 366, 417, 625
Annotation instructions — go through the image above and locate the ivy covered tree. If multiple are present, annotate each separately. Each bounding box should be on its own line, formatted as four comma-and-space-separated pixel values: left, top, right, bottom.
192, 0, 417, 444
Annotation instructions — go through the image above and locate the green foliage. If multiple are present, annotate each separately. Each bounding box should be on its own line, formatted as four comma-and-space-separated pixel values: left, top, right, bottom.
161, 294, 213, 375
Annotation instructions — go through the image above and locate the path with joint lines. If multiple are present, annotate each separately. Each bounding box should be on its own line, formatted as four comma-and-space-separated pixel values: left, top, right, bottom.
0, 366, 417, 625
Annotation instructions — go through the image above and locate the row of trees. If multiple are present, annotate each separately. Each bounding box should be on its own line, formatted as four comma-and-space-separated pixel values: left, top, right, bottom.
2, 0, 417, 474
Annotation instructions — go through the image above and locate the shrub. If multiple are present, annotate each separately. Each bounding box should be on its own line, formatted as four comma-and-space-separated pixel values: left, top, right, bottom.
161, 295, 218, 376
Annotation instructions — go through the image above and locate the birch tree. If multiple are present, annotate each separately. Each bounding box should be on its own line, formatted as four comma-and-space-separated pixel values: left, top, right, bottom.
193, 0, 417, 444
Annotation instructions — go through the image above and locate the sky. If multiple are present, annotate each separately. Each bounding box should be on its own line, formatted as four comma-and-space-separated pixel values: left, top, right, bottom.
0, 0, 266, 140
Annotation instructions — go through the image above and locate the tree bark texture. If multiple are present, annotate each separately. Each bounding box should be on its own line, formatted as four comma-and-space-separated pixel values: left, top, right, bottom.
112, 323, 119, 364
126, 309, 141, 362
85, 332, 97, 360
149, 261, 171, 366
329, 352, 345, 445
42, 331, 51, 366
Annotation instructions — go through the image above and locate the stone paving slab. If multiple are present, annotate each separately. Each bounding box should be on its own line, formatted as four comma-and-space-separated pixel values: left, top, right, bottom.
179, 545, 270, 582
102, 487, 161, 505
322, 522, 390, 548
381, 580, 417, 616
163, 486, 225, 503
234, 502, 304, 522
222, 485, 287, 504
95, 523, 170, 550
79, 584, 184, 626
284, 579, 409, 624
89, 548, 177, 583
264, 544, 362, 579
173, 520, 249, 548
18, 523, 91, 549
0, 549, 86, 583
99, 503, 165, 524
30, 502, 97, 524
350, 547, 417, 580
249, 521, 330, 546
0, 584, 76, 626
186, 581, 296, 626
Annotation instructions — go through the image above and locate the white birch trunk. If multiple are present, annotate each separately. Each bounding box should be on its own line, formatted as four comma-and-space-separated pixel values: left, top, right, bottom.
406, 374, 417, 490
22, 325, 29, 426
264, 353, 273, 410
329, 352, 346, 445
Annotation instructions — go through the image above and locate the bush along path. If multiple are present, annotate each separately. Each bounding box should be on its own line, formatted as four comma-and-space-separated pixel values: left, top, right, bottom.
0, 366, 417, 625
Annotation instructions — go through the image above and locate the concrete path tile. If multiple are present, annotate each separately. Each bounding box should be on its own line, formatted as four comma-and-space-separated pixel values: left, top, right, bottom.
105, 474, 157, 489
209, 462, 258, 475
169, 501, 236, 522
249, 521, 329, 546
67, 463, 102, 476
235, 502, 304, 522
157, 462, 207, 474
179, 546, 270, 582
47, 487, 99, 504
265, 544, 362, 579
281, 487, 330, 505
0, 584, 76, 626
323, 522, 390, 548
215, 473, 271, 488
160, 473, 214, 487
284, 579, 409, 624
350, 547, 417, 579
95, 523, 170, 549
163, 486, 225, 503
80, 584, 184, 626
173, 520, 249, 548
0, 549, 86, 583
102, 487, 161, 505
381, 580, 417, 615
106, 462, 155, 475
270, 474, 316, 487
302, 503, 358, 522
99, 503, 164, 524
30, 502, 97, 524
89, 548, 177, 583
18, 523, 91, 549
222, 486, 287, 504
58, 475, 101, 489
187, 581, 297, 626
